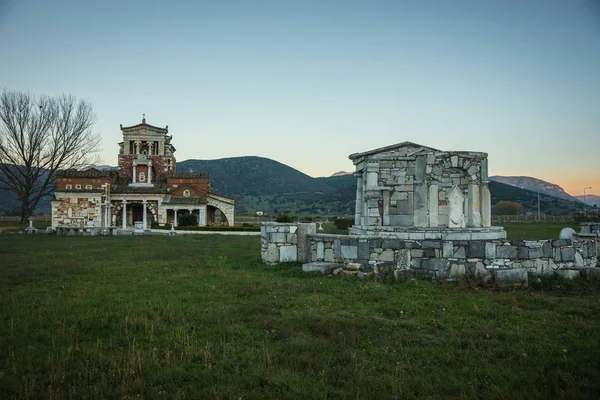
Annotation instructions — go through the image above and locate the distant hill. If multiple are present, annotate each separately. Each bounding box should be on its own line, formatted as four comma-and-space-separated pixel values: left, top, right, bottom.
179, 157, 584, 216
330, 171, 352, 177
575, 194, 600, 207
0, 158, 586, 216
490, 176, 579, 203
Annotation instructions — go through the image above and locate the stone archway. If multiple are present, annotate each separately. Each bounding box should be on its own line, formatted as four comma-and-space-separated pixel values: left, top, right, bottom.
207, 196, 234, 226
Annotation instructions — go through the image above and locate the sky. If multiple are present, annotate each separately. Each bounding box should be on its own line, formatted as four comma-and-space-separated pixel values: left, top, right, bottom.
1, 0, 599, 196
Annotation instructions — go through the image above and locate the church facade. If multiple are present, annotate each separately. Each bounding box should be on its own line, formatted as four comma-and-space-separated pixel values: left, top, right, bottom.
51, 117, 234, 230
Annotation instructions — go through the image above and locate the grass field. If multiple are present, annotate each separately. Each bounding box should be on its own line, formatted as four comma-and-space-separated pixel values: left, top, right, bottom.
1, 232, 599, 399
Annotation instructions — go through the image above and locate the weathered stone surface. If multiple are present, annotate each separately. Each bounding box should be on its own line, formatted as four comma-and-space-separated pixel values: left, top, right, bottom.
443, 242, 454, 258
340, 245, 358, 259
485, 242, 496, 259
263, 243, 279, 264
346, 263, 362, 271
279, 245, 297, 262
468, 241, 485, 258
449, 263, 465, 277
380, 249, 395, 262
556, 269, 580, 280
561, 247, 575, 262
324, 248, 334, 262
579, 267, 600, 280
396, 249, 411, 269
302, 262, 338, 274
493, 268, 528, 287
496, 245, 517, 259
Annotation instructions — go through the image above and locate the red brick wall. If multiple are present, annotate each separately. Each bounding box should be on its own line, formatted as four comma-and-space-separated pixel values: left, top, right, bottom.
118, 155, 175, 178
57, 177, 112, 190
167, 176, 209, 192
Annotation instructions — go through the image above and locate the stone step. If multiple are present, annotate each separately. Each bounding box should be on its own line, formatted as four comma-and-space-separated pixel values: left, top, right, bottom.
302, 262, 341, 275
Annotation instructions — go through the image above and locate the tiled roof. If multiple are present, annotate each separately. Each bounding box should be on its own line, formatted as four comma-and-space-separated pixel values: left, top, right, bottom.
57, 169, 114, 178
163, 196, 207, 205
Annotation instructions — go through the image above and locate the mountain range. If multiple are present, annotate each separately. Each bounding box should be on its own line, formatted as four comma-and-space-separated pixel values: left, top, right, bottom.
0, 157, 589, 216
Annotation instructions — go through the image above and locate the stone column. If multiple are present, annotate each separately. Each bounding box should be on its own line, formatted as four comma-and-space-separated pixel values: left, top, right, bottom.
142, 200, 148, 230
382, 190, 390, 226
481, 182, 491, 227
428, 184, 439, 227
199, 206, 206, 226
132, 162, 137, 183
365, 163, 379, 189
148, 162, 152, 184
467, 181, 482, 227
122, 200, 127, 229
173, 209, 178, 227
107, 202, 112, 226
354, 172, 363, 226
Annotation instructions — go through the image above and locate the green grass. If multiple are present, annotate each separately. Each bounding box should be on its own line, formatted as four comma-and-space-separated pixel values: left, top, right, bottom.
500, 223, 581, 240
1, 234, 600, 399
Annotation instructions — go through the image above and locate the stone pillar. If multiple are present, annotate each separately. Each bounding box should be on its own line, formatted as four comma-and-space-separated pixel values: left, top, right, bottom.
199, 206, 206, 226
413, 184, 428, 227
159, 141, 165, 155
297, 223, 317, 263
122, 200, 127, 229
174, 209, 178, 227
481, 182, 491, 227
428, 184, 439, 227
354, 172, 363, 226
382, 190, 390, 226
142, 200, 148, 230
132, 163, 137, 183
365, 163, 378, 189
148, 162, 152, 184
468, 182, 482, 227
107, 202, 112, 226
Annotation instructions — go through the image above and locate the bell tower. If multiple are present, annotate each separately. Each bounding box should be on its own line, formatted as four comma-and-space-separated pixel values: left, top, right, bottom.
117, 116, 176, 185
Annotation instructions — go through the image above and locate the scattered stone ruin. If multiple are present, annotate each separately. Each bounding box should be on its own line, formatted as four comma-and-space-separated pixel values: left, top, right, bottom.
261, 142, 599, 284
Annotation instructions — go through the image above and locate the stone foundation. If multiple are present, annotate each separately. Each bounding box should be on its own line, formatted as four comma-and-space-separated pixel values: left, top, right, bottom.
260, 222, 316, 264
306, 233, 597, 278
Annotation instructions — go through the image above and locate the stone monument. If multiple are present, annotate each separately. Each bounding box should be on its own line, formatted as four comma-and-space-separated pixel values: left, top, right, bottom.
348, 141, 505, 240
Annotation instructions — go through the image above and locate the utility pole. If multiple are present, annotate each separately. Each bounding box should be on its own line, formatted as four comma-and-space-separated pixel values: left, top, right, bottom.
537, 189, 541, 222
584, 187, 592, 219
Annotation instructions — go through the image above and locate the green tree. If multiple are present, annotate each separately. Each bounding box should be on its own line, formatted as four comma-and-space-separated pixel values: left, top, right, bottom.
0, 90, 100, 222
493, 200, 522, 215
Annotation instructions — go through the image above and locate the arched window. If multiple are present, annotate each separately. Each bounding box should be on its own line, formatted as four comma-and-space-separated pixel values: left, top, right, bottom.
139, 172, 146, 182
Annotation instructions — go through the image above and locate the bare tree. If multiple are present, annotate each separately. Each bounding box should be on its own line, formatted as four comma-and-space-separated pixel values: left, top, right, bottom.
0, 89, 101, 222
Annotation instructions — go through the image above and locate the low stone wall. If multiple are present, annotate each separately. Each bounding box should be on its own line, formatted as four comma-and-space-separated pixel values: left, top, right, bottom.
306, 234, 597, 279
261, 222, 316, 264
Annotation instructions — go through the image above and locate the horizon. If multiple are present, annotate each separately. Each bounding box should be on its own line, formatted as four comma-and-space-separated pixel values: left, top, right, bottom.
1, 0, 598, 196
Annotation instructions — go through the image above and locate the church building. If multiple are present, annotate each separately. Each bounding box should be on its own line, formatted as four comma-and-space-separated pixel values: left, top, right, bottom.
51, 117, 235, 230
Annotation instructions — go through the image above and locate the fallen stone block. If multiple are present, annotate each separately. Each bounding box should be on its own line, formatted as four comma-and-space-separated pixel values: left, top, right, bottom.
556, 269, 580, 280
579, 267, 600, 280
345, 263, 362, 271
493, 268, 528, 288
302, 262, 340, 275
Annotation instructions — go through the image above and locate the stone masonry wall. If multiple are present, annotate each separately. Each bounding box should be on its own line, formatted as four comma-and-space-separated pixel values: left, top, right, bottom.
261, 223, 316, 264
307, 234, 597, 279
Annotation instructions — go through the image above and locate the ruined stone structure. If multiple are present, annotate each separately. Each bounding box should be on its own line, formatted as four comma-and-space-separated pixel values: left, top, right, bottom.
260, 142, 598, 282
52, 117, 234, 230
349, 142, 504, 239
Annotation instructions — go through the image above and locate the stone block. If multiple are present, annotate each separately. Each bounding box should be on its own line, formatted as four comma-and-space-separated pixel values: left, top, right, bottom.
518, 247, 529, 259
410, 249, 423, 258
449, 263, 466, 277
496, 245, 517, 259
380, 249, 395, 262
324, 249, 334, 262
396, 249, 411, 269
279, 246, 297, 262
468, 241, 485, 258
574, 252, 584, 268
382, 239, 400, 250
341, 245, 358, 259
270, 232, 287, 243
543, 242, 553, 258
493, 268, 528, 287
394, 269, 414, 282
579, 268, 600, 280
474, 262, 491, 282
316, 242, 325, 260
561, 247, 575, 262
302, 262, 338, 274
422, 258, 447, 273
422, 241, 441, 249
485, 242, 496, 259
556, 269, 580, 280
262, 243, 279, 264
529, 247, 543, 259
453, 246, 466, 259
443, 242, 454, 258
